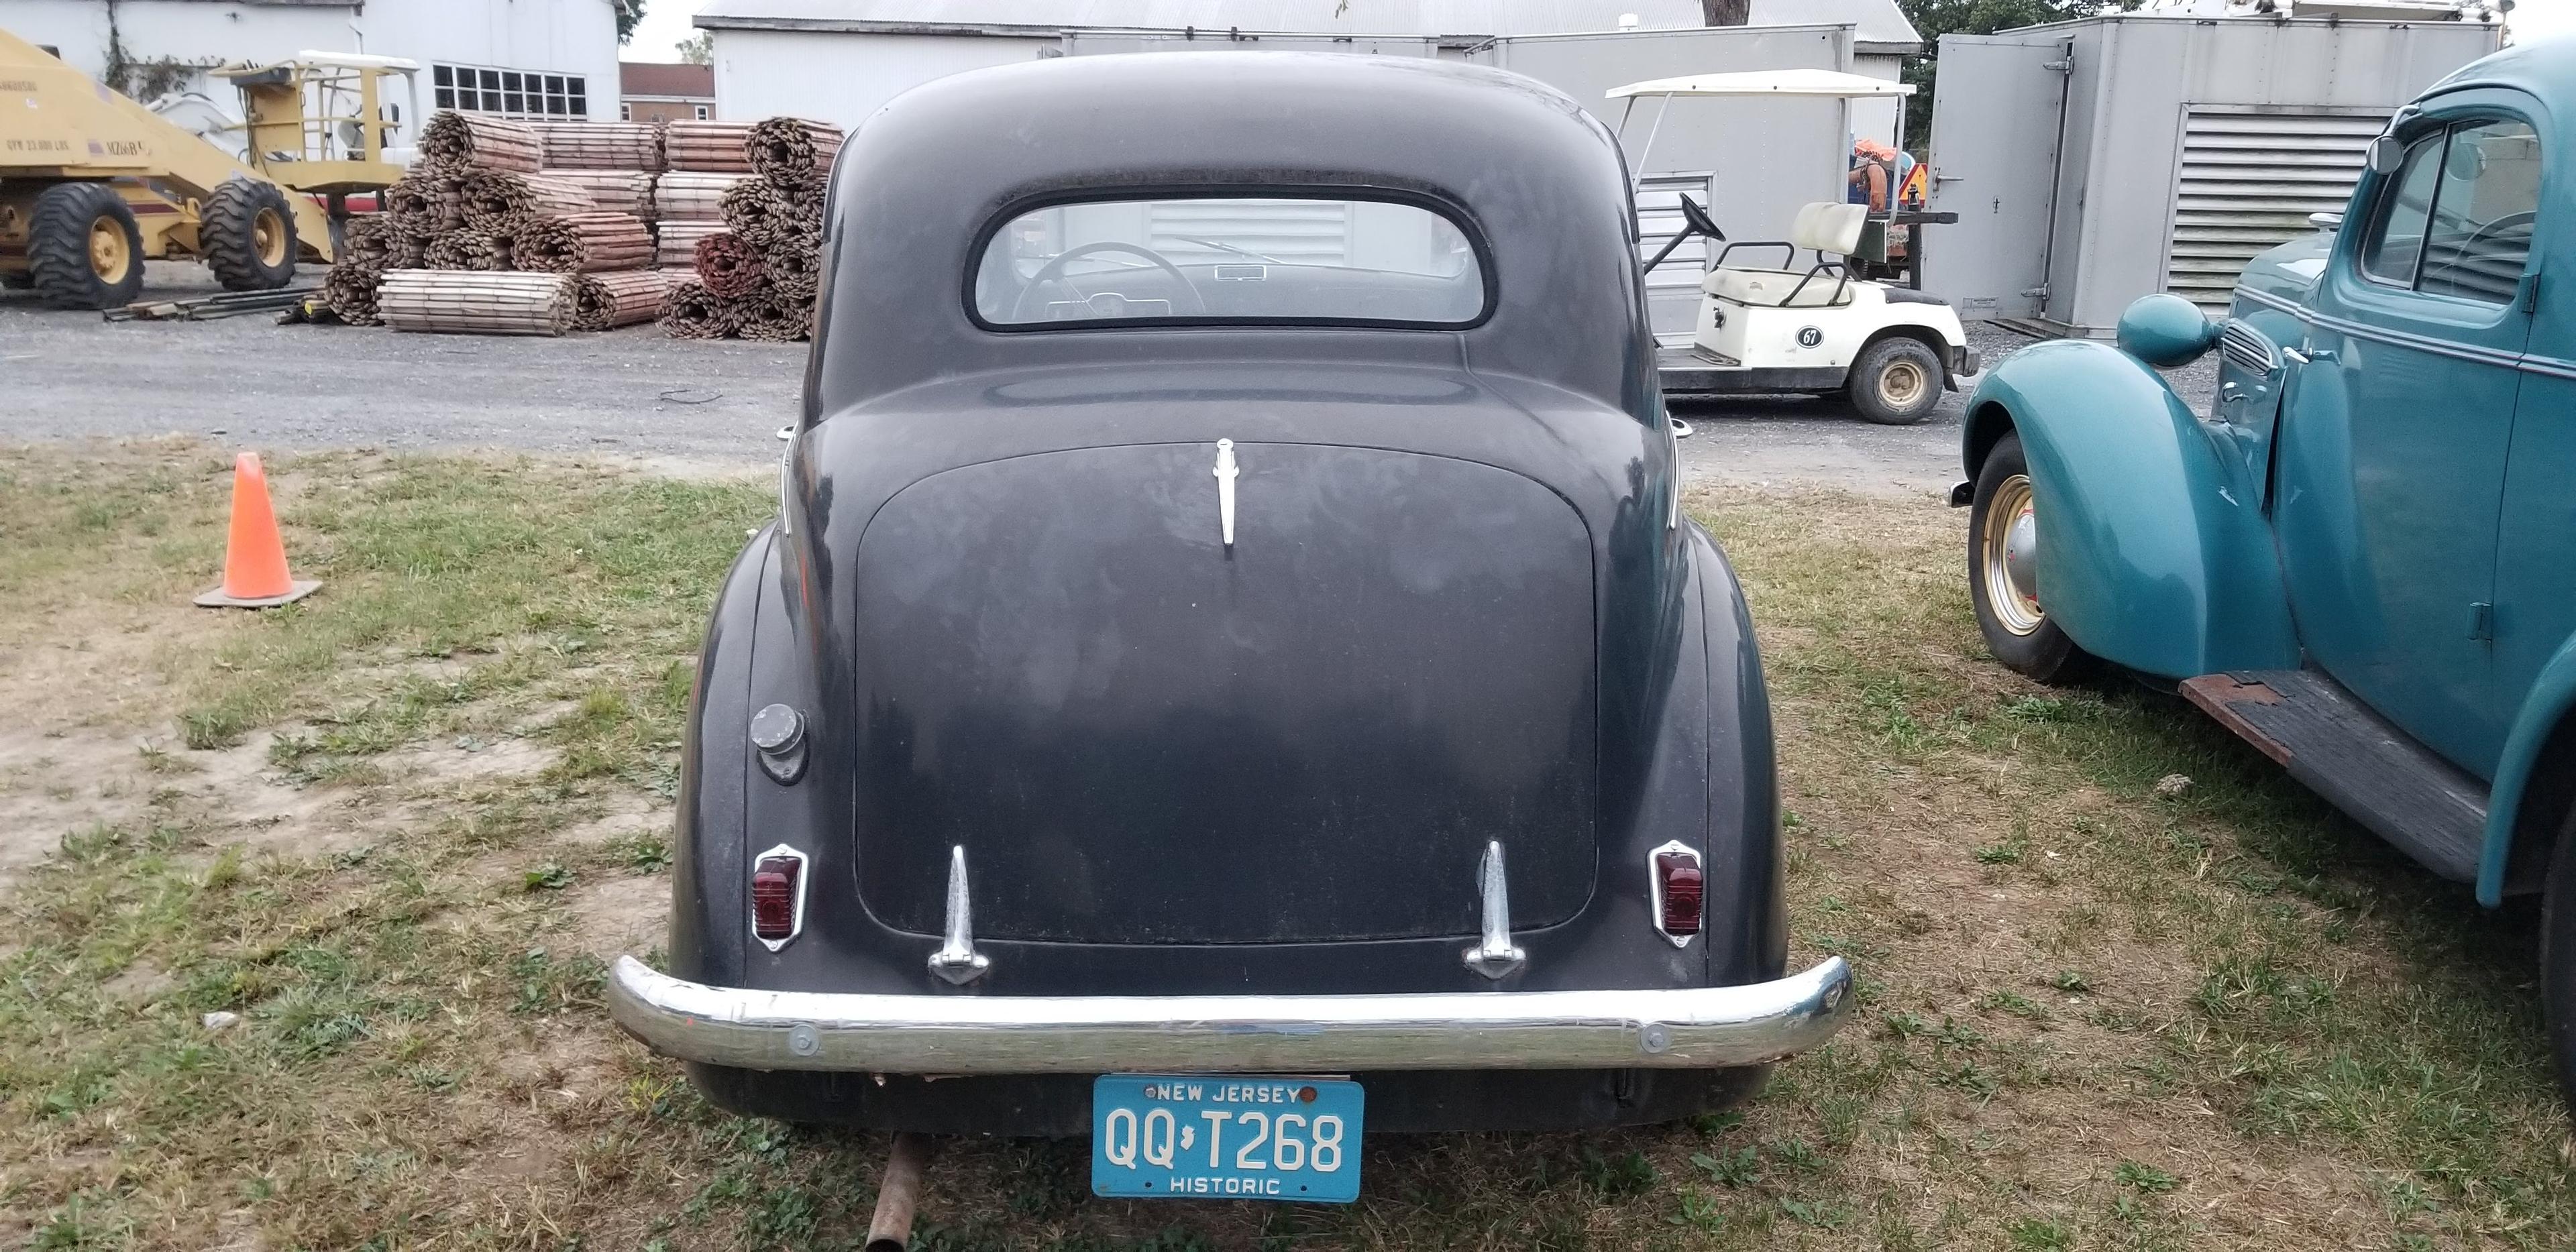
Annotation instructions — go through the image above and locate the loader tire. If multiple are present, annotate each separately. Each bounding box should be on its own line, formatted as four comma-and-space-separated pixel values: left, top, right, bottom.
0, 271, 31, 290
203, 178, 298, 291
28, 182, 146, 310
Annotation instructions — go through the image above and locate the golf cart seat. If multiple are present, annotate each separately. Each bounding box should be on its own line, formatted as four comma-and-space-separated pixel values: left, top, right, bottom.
1703, 201, 1867, 308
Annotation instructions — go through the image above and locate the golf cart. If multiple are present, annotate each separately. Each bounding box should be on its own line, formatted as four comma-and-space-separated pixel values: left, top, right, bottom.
1613, 70, 1977, 424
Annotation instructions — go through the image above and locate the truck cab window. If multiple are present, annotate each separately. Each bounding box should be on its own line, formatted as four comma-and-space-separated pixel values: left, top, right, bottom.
2418, 119, 2540, 304
2359, 119, 2540, 304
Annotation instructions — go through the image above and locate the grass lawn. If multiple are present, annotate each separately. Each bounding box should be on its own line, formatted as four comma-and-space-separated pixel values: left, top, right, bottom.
0, 439, 2569, 1250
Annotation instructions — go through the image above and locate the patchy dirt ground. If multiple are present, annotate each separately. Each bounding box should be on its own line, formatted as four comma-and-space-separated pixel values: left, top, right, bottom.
0, 442, 2568, 1251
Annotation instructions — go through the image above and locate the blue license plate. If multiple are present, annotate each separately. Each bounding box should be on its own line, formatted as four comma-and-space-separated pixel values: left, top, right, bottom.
1090, 1074, 1363, 1203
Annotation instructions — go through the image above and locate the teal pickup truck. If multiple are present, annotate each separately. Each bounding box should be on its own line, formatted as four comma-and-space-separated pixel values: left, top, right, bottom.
1955, 39, 2576, 1100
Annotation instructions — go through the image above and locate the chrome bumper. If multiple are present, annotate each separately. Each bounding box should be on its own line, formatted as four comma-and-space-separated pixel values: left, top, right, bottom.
605, 954, 1854, 1074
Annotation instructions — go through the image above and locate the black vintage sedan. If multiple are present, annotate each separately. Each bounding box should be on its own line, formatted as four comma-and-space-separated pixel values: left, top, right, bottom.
608, 51, 1851, 1194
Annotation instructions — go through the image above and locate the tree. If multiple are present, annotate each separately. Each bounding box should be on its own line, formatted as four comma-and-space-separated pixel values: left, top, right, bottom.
1898, 0, 2137, 146
678, 33, 713, 65
615, 0, 647, 44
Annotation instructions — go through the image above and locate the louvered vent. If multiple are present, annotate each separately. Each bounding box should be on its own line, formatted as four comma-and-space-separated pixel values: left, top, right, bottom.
2164, 109, 2391, 313
2219, 322, 2277, 376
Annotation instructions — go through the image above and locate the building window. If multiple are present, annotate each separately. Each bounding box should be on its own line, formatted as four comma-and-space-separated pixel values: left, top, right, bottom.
694, 103, 710, 121
431, 63, 587, 119
621, 102, 632, 121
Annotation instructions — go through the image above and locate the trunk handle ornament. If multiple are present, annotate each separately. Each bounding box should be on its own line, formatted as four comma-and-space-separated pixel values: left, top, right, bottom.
928, 845, 991, 986
1462, 840, 1527, 980
1214, 438, 1239, 549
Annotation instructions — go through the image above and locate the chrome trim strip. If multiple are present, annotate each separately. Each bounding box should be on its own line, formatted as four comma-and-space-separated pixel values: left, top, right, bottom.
2231, 284, 2548, 376
1212, 438, 1239, 548
605, 954, 1856, 1073
1461, 840, 1528, 979
926, 845, 991, 985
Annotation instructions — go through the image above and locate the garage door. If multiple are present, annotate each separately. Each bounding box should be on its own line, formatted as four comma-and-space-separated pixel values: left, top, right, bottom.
1150, 198, 1350, 266
2163, 107, 2392, 311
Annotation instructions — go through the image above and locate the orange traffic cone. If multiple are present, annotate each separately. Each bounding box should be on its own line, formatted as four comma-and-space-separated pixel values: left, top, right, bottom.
194, 453, 321, 608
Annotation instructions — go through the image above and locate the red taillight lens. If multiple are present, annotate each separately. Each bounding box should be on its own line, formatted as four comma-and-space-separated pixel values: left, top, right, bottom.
753, 854, 802, 942
1655, 848, 1703, 936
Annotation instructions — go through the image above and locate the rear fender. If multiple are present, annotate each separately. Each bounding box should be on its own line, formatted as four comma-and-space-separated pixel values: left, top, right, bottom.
2477, 634, 2576, 906
1961, 341, 2298, 679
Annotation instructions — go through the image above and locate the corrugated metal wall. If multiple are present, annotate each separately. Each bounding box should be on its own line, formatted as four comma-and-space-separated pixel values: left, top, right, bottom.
2161, 107, 2390, 310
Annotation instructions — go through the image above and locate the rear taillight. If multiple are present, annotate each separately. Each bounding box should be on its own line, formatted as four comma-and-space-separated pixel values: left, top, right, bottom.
1650, 842, 1703, 946
751, 845, 808, 950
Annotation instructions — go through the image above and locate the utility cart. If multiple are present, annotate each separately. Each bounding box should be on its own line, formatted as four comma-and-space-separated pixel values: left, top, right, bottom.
1615, 70, 1978, 424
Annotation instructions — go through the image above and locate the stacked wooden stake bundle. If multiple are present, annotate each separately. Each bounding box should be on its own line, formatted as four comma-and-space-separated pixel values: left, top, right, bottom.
424, 230, 511, 271
323, 262, 386, 325
660, 280, 736, 339
420, 112, 543, 173
663, 121, 758, 172
692, 233, 764, 298
653, 172, 748, 223
535, 121, 663, 171
460, 170, 596, 232
517, 212, 655, 273
572, 270, 680, 330
541, 170, 657, 219
380, 270, 576, 337
745, 117, 842, 182
656, 221, 722, 268
660, 115, 842, 341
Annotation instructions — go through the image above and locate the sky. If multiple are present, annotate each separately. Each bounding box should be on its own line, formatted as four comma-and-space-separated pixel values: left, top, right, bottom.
616, 0, 2575, 62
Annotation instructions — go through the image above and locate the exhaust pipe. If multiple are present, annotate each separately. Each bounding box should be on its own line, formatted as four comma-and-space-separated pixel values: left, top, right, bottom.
863, 1132, 936, 1252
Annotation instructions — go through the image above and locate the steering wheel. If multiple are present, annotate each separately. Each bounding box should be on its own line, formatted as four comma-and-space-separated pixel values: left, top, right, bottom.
1678, 193, 1725, 242
2423, 210, 2535, 295
1008, 241, 1207, 321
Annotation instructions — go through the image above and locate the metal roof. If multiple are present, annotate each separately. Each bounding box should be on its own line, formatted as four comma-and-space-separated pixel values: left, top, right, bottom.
695, 0, 1709, 39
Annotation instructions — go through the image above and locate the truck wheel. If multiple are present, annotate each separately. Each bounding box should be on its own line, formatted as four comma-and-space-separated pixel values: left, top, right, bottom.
28, 182, 146, 310
2542, 807, 2576, 1114
1849, 335, 1944, 425
1969, 433, 2090, 683
203, 178, 299, 291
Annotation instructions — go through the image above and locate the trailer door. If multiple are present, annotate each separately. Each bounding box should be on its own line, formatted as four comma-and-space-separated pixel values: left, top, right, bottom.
1923, 34, 2072, 323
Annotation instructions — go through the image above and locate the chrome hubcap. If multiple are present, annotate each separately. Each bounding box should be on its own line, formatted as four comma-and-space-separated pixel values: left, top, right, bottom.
1982, 474, 2043, 635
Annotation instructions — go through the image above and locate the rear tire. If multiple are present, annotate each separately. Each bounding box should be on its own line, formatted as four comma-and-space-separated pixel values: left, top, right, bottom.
203, 178, 299, 291
1968, 433, 2090, 683
28, 182, 146, 310
1849, 335, 1944, 425
2539, 807, 2576, 1116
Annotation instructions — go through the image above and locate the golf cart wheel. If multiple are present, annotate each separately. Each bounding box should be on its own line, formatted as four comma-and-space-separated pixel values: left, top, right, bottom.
1849, 335, 1943, 425
28, 182, 146, 310
1969, 433, 2090, 683
203, 178, 299, 291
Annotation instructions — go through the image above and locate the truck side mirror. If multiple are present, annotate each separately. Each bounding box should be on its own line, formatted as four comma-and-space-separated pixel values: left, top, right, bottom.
2116, 294, 2220, 367
2366, 134, 2406, 175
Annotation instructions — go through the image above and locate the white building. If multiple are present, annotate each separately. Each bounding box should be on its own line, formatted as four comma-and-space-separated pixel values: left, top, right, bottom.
4, 0, 621, 157
694, 0, 1920, 144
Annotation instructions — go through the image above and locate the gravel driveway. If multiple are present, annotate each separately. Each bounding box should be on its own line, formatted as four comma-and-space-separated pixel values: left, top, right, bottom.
5, 264, 2218, 492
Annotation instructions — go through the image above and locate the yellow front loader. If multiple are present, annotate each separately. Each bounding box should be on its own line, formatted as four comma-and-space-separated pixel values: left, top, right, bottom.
0, 27, 413, 309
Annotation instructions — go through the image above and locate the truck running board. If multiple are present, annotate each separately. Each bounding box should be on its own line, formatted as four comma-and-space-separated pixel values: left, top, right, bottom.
2179, 670, 2487, 883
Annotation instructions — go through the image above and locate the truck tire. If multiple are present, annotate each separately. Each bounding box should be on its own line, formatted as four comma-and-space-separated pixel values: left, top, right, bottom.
1849, 335, 1943, 426
2541, 805, 2576, 1114
28, 182, 146, 310
203, 178, 299, 291
1968, 433, 2090, 683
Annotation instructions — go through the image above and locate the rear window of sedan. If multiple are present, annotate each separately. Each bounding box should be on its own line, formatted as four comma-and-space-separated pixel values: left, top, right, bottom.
972, 195, 1487, 329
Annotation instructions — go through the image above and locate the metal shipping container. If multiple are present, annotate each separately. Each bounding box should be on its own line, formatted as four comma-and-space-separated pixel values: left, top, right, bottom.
1924, 14, 2500, 335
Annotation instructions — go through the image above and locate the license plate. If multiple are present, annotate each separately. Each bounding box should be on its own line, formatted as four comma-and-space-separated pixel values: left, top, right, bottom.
1090, 1074, 1363, 1203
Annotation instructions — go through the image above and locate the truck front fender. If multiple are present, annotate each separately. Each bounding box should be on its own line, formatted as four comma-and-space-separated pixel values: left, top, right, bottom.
2477, 634, 2576, 905
1962, 340, 2298, 680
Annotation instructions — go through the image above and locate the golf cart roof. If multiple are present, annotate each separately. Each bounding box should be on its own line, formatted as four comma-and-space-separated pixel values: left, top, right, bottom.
1606, 68, 1915, 100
